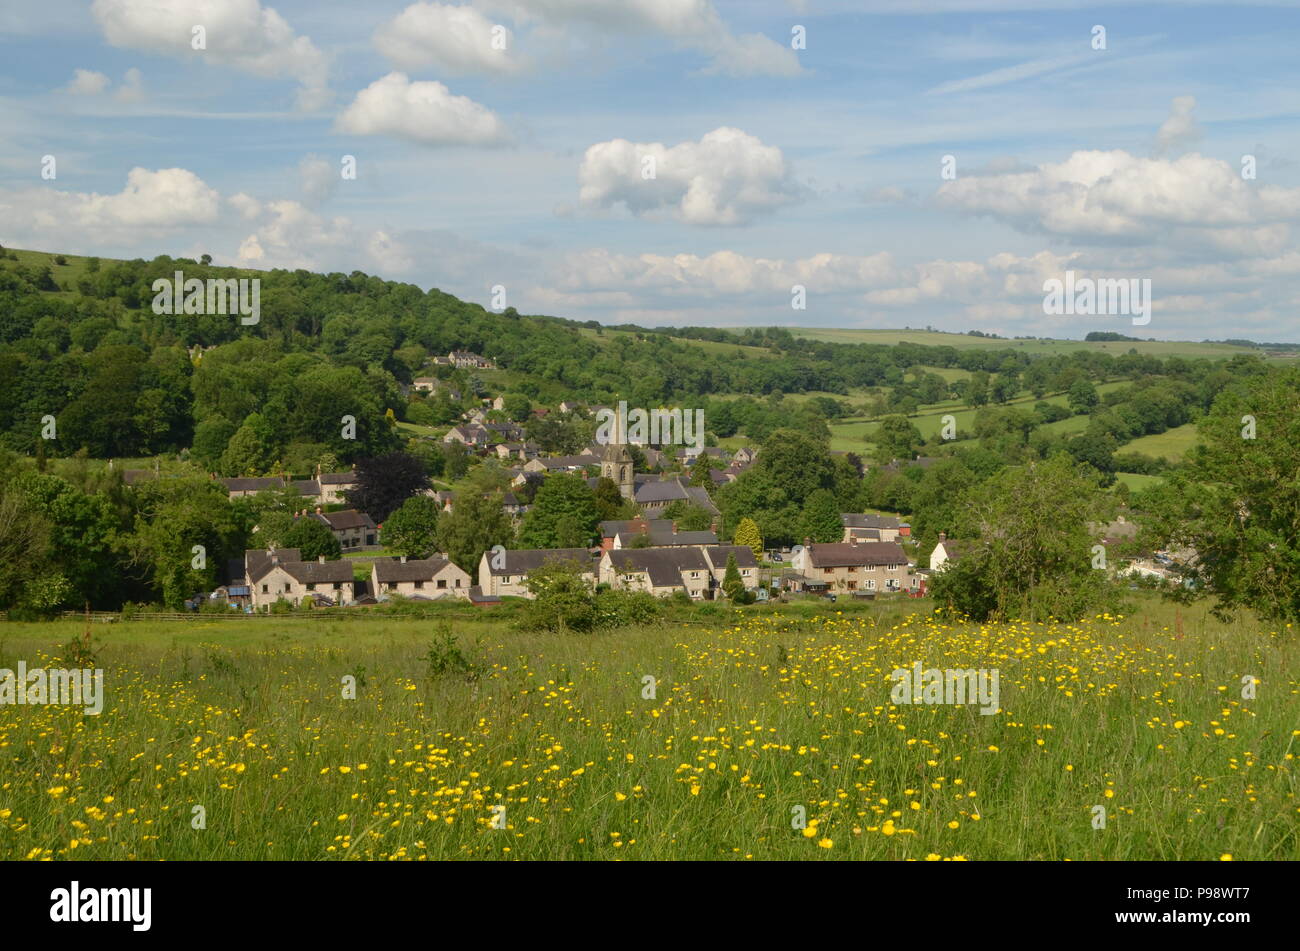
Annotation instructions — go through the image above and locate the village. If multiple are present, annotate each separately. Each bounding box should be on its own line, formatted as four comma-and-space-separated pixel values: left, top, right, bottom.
127, 349, 1183, 615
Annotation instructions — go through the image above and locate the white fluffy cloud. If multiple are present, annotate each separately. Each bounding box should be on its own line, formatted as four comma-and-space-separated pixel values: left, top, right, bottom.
335, 73, 512, 146
116, 67, 145, 103
1154, 95, 1202, 156
64, 66, 145, 102
0, 167, 219, 248
936, 145, 1300, 255
484, 0, 801, 77
374, 3, 521, 74
542, 241, 1300, 336
578, 127, 799, 225
298, 155, 338, 206
90, 0, 329, 109
234, 200, 416, 275
236, 199, 354, 269
556, 248, 899, 294
66, 69, 110, 95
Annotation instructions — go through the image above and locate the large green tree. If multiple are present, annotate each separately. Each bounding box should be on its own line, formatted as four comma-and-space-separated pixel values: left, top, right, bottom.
1141, 367, 1300, 621
382, 495, 442, 558
800, 488, 843, 543
281, 517, 342, 561
518, 473, 599, 549
439, 490, 514, 573
929, 453, 1118, 622
129, 475, 248, 609
874, 415, 923, 463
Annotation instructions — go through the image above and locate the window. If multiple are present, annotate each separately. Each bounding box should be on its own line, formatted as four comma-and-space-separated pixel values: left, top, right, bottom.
847, 566, 857, 573
333, 583, 341, 591
261, 584, 268, 594
847, 580, 857, 590
387, 582, 396, 591
823, 568, 833, 575
455, 579, 462, 587
307, 583, 316, 591
414, 581, 424, 589
437, 579, 446, 589
866, 579, 876, 590
283, 583, 291, 593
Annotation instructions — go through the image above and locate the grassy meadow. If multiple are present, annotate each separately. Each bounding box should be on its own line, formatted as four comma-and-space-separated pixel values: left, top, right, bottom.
1, 596, 1296, 861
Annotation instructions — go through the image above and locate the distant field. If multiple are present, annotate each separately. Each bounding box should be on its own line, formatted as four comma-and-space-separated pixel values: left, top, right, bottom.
1040, 415, 1091, 436
1115, 472, 1165, 492
396, 421, 443, 439
781, 327, 1295, 362
3, 247, 95, 297
828, 381, 1129, 451
1121, 423, 1200, 461
578, 327, 773, 360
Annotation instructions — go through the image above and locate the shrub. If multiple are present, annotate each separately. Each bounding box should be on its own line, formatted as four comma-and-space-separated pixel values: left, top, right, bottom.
424, 624, 481, 678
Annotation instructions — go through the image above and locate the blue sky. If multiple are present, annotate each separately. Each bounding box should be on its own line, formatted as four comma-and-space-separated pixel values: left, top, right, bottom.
2, 0, 1299, 340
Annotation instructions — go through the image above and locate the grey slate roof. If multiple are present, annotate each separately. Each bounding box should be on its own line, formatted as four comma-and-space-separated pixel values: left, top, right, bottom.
704, 545, 758, 569
221, 476, 285, 493
486, 548, 599, 576
312, 510, 377, 531
616, 528, 718, 547
606, 547, 711, 587
806, 541, 908, 568
372, 556, 456, 583
245, 548, 302, 582
282, 560, 356, 585
841, 513, 900, 530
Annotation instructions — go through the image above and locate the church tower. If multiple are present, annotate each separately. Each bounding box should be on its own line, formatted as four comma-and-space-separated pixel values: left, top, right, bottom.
600, 408, 635, 500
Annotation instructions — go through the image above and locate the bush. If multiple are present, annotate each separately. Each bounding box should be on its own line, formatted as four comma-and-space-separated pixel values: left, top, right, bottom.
520, 560, 598, 632
595, 589, 662, 627
424, 624, 481, 678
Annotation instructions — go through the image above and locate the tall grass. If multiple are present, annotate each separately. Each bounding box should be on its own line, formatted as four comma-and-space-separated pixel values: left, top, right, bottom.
0, 596, 1295, 860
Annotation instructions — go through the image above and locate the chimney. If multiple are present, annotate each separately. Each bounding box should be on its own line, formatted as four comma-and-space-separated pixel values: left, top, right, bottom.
318, 555, 325, 565
672, 521, 678, 534
710, 520, 717, 535
400, 555, 407, 564
803, 536, 812, 547
939, 531, 947, 543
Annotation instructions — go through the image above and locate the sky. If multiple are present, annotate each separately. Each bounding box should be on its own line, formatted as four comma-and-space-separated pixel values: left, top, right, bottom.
2, 0, 1299, 341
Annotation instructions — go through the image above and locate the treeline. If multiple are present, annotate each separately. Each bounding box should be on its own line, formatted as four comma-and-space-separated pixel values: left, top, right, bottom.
0, 250, 1264, 464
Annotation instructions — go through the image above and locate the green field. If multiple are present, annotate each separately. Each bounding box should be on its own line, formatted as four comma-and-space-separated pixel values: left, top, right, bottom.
2, 248, 96, 298
781, 327, 1297, 362
1121, 423, 1200, 461
1115, 472, 1165, 492
827, 381, 1130, 453
1, 596, 1295, 860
